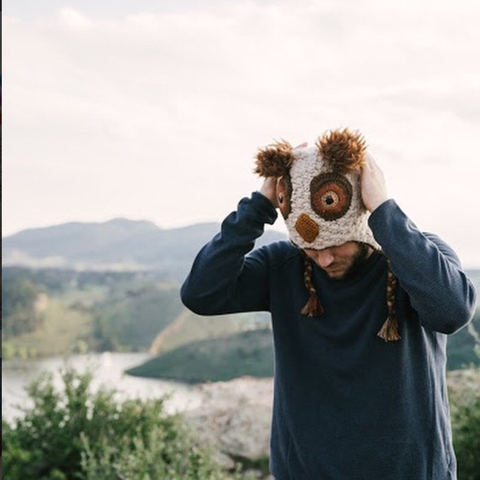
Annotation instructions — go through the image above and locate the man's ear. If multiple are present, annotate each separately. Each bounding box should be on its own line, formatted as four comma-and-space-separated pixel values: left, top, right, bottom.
254, 140, 294, 178
316, 128, 366, 174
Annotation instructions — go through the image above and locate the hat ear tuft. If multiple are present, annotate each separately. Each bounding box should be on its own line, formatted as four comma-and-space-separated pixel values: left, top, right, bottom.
254, 141, 294, 177
316, 128, 366, 173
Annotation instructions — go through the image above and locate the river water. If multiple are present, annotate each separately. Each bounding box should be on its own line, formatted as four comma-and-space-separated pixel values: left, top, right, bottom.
2, 352, 204, 423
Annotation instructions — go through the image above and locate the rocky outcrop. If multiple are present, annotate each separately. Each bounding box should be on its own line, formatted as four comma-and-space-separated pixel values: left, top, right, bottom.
447, 368, 480, 402
182, 370, 480, 479
184, 376, 274, 478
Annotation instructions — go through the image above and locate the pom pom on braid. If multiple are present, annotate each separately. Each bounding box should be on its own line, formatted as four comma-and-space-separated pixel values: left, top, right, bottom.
377, 259, 401, 342
300, 251, 324, 317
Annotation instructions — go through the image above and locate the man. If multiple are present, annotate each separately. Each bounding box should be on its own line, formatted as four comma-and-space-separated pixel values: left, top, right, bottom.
181, 129, 477, 479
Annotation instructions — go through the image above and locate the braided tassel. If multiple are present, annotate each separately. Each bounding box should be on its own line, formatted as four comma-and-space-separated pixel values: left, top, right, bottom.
377, 262, 401, 342
301, 253, 324, 317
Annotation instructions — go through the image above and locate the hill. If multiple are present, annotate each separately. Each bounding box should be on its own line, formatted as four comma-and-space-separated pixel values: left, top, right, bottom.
149, 308, 270, 355
1, 267, 183, 359
126, 311, 480, 384
447, 314, 480, 370
126, 328, 275, 383
2, 218, 286, 281
2, 215, 479, 381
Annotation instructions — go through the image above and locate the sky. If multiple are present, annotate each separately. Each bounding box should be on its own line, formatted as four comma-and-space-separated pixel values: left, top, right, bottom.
3, 0, 480, 267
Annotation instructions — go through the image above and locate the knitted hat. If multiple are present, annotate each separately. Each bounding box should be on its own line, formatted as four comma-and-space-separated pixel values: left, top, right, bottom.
254, 128, 400, 342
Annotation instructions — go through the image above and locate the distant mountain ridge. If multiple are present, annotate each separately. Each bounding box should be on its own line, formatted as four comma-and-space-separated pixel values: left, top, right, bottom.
2, 218, 287, 281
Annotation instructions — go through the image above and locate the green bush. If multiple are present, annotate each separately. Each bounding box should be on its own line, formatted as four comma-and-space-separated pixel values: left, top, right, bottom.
451, 383, 480, 480
1, 368, 248, 479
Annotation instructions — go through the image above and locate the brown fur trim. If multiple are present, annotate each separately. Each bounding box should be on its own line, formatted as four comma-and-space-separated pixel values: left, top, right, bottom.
254, 141, 294, 178
316, 128, 366, 173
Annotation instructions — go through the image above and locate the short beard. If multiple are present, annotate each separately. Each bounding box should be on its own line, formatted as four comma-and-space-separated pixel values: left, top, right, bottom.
340, 243, 372, 280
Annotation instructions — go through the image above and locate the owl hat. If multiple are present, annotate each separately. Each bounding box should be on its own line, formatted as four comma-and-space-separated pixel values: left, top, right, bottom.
254, 128, 400, 342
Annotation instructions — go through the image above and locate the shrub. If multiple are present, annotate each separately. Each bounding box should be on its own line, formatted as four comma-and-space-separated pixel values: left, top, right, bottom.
2, 368, 246, 479
451, 378, 480, 480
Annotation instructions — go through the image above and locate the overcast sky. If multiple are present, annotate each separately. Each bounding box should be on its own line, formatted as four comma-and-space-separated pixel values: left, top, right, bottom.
3, 0, 480, 267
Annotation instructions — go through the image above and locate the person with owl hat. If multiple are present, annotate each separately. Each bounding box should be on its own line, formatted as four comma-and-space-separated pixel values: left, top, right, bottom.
181, 128, 477, 480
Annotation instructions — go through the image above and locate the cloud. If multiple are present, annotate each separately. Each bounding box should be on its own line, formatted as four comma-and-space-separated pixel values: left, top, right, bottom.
3, 1, 480, 265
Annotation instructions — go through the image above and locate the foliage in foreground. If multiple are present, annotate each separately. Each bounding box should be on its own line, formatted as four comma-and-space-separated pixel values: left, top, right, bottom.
450, 377, 480, 480
4, 366, 480, 480
2, 369, 250, 479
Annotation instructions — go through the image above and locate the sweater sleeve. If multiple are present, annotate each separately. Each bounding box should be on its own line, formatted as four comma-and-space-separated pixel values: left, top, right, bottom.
368, 199, 477, 334
180, 192, 278, 315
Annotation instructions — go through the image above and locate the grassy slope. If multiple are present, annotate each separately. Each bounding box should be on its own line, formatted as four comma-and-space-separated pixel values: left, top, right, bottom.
149, 308, 267, 355
3, 298, 94, 358
2, 279, 184, 359
127, 328, 274, 383
130, 309, 480, 384
97, 284, 183, 352
447, 310, 480, 370
4, 266, 477, 375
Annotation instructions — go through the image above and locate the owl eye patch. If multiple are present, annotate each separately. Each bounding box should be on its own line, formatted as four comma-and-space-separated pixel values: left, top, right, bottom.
310, 173, 352, 221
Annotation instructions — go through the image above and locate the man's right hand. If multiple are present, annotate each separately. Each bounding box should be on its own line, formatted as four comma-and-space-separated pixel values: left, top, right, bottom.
259, 177, 279, 208
361, 152, 389, 213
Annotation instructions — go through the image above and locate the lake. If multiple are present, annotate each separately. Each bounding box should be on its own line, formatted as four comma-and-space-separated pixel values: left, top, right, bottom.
2, 352, 204, 423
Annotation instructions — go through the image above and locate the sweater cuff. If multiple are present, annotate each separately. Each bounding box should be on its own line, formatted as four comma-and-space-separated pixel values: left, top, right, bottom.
367, 198, 411, 246
250, 191, 278, 225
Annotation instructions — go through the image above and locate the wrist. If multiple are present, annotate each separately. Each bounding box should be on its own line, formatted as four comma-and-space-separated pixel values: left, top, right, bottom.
368, 196, 388, 213
257, 191, 277, 211
251, 191, 279, 224
259, 177, 278, 208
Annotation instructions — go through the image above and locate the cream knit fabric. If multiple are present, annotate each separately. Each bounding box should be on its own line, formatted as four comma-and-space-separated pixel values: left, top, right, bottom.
285, 144, 379, 251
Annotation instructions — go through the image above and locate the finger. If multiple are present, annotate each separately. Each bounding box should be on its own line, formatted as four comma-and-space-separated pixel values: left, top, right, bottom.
364, 151, 375, 166
364, 153, 380, 173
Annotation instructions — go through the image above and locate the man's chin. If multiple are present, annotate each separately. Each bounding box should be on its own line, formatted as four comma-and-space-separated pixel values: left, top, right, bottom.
324, 268, 347, 279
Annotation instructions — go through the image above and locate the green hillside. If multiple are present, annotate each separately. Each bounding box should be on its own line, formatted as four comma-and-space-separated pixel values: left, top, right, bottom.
92, 283, 183, 352
3, 266, 479, 382
126, 329, 275, 383
447, 310, 480, 370
150, 308, 270, 355
2, 267, 183, 359
2, 298, 95, 359
128, 309, 480, 384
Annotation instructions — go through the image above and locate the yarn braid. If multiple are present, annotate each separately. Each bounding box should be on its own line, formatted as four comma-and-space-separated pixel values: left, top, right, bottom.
300, 251, 324, 317
300, 250, 401, 341
377, 259, 401, 341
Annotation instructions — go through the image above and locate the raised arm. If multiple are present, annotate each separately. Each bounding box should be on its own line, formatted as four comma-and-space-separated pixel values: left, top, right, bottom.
362, 153, 477, 334
180, 190, 278, 316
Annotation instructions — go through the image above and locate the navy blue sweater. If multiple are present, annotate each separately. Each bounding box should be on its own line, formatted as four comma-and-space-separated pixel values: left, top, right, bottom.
181, 193, 477, 480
